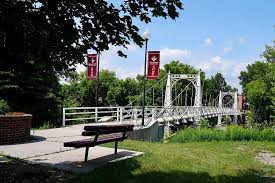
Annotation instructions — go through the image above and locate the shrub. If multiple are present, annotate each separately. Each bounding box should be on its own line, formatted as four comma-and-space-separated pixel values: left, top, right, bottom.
34, 121, 55, 130
0, 99, 11, 114
199, 119, 211, 128
223, 116, 231, 125
168, 125, 275, 143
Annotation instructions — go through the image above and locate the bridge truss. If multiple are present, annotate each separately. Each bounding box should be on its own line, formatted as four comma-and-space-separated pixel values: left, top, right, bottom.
62, 71, 241, 128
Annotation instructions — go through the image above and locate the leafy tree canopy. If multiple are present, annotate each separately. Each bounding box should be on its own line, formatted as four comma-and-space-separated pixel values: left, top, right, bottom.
1, 0, 183, 74
239, 41, 275, 123
0, 0, 183, 126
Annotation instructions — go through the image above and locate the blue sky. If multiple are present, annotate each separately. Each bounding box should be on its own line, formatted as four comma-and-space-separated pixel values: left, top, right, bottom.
80, 0, 275, 92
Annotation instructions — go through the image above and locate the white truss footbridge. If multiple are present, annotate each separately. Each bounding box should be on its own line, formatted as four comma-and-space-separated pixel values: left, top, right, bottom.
62, 72, 241, 127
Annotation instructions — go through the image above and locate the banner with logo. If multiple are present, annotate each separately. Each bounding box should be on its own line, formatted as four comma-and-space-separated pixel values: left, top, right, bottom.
86, 54, 98, 80
147, 51, 160, 80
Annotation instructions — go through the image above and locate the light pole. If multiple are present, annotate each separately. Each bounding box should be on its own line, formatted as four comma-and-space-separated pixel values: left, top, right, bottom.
141, 30, 151, 126
95, 51, 100, 108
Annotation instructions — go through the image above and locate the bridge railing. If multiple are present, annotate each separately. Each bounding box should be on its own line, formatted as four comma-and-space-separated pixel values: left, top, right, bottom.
62, 107, 121, 126
120, 106, 164, 126
62, 106, 241, 127
62, 106, 164, 126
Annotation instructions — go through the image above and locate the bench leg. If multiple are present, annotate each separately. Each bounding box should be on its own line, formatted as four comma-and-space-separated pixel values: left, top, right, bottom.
85, 147, 89, 162
114, 141, 118, 154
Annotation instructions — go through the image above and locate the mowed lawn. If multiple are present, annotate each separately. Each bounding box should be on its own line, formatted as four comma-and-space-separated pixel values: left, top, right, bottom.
70, 140, 275, 183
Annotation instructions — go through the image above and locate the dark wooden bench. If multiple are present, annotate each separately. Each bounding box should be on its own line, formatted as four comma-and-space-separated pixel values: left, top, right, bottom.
64, 124, 134, 162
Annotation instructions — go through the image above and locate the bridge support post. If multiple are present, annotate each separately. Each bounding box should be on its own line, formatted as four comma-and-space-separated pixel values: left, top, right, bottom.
134, 108, 138, 125
164, 121, 170, 139
164, 71, 172, 108
194, 73, 202, 126
233, 92, 238, 123
163, 71, 172, 137
217, 90, 222, 126
152, 108, 156, 121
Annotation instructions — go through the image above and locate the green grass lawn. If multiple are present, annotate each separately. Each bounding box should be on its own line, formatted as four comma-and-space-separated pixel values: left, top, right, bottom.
168, 126, 275, 143
69, 140, 275, 183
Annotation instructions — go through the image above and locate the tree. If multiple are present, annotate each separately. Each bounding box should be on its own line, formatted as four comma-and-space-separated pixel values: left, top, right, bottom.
203, 73, 237, 106
205, 73, 227, 97
0, 0, 183, 126
239, 61, 268, 94
246, 81, 269, 123
163, 61, 198, 74
0, 63, 62, 126
239, 41, 275, 123
1, 0, 183, 74
262, 41, 275, 63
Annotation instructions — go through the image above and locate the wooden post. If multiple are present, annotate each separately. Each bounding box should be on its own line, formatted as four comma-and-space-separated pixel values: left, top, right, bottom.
114, 141, 118, 154
95, 108, 98, 122
85, 147, 89, 162
120, 108, 123, 123
116, 107, 119, 121
62, 108, 66, 126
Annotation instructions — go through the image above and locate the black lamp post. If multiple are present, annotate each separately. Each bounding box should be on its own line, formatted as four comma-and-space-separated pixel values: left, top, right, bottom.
141, 31, 151, 126
95, 51, 100, 108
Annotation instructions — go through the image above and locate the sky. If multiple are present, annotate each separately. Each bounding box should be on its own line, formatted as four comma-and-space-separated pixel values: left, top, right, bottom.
78, 0, 275, 92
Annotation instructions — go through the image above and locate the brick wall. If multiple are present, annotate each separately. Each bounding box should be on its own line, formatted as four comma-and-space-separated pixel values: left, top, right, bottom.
0, 114, 32, 145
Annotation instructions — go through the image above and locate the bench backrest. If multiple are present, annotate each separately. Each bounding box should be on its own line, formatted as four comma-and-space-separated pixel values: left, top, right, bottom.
82, 124, 134, 136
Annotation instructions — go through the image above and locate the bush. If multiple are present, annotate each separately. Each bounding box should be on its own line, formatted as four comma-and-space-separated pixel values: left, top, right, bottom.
199, 119, 211, 128
168, 125, 275, 143
0, 99, 11, 114
223, 116, 231, 125
34, 121, 55, 130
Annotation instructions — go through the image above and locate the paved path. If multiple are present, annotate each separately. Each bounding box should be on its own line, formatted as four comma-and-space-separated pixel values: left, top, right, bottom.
0, 124, 143, 173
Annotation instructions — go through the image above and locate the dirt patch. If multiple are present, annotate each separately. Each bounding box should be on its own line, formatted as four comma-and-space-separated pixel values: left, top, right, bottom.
237, 144, 246, 151
256, 150, 275, 166
0, 158, 73, 183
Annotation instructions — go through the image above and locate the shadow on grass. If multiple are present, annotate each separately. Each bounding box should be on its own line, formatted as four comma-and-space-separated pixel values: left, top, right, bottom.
30, 150, 140, 173
71, 158, 275, 183
0, 158, 72, 183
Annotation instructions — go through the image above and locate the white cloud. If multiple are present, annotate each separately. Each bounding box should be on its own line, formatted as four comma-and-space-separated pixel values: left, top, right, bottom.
77, 47, 192, 78
239, 37, 246, 44
75, 44, 141, 74
210, 56, 222, 64
159, 48, 191, 66
112, 66, 143, 79
161, 48, 191, 58
222, 37, 247, 54
223, 46, 233, 53
199, 56, 222, 71
203, 37, 213, 46
69, 45, 254, 93
197, 56, 253, 91
127, 44, 139, 51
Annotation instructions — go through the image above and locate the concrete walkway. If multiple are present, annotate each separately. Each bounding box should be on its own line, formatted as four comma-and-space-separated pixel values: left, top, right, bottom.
0, 124, 143, 173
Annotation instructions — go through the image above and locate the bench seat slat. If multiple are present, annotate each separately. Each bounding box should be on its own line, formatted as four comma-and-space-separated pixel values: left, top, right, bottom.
64, 139, 95, 148
64, 133, 125, 148
82, 129, 131, 136
84, 124, 134, 131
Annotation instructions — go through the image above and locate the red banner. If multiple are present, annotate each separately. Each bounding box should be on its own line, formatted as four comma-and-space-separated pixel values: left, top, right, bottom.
86, 54, 98, 80
147, 51, 160, 80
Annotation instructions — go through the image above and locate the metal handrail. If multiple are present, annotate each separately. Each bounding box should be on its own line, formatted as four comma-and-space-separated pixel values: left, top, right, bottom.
62, 105, 240, 127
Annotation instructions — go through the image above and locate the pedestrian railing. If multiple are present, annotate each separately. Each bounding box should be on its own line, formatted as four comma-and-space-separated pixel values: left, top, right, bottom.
62, 106, 241, 127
